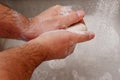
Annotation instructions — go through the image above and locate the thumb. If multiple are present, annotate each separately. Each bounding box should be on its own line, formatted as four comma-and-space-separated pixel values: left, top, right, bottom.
69, 31, 95, 43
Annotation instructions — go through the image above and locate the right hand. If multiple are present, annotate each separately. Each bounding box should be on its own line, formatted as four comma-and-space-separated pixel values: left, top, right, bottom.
29, 30, 95, 61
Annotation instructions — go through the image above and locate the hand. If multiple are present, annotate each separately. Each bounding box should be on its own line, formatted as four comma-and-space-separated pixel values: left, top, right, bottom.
22, 5, 85, 40
29, 30, 95, 60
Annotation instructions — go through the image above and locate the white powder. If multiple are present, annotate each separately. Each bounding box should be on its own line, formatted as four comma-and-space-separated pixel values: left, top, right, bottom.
72, 70, 80, 80
66, 23, 87, 34
99, 72, 112, 80
48, 59, 66, 69
60, 6, 72, 16
96, 0, 120, 18
72, 70, 86, 80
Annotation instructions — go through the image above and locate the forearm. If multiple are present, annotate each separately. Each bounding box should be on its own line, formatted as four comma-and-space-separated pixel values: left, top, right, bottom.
0, 41, 47, 80
0, 3, 29, 39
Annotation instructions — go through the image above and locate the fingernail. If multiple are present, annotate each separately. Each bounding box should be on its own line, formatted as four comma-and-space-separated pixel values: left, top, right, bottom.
89, 32, 95, 40
77, 11, 85, 17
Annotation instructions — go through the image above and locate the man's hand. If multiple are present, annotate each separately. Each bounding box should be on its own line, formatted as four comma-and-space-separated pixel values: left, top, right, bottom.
28, 30, 94, 60
22, 5, 85, 40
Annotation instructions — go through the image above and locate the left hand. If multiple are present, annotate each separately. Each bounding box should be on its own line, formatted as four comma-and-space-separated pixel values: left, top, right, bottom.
21, 5, 85, 40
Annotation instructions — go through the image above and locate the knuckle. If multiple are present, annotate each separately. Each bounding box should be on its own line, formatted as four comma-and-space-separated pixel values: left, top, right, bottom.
70, 12, 80, 22
74, 12, 80, 21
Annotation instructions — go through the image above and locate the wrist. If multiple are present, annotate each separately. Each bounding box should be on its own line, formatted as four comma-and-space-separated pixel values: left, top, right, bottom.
22, 40, 48, 66
20, 18, 43, 41
19, 16, 31, 40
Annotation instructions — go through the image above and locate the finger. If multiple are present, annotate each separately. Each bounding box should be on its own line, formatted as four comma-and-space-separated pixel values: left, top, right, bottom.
69, 31, 95, 43
55, 10, 85, 29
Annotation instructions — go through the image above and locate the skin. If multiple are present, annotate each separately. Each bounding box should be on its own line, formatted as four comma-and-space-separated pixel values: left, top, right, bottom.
0, 3, 95, 80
